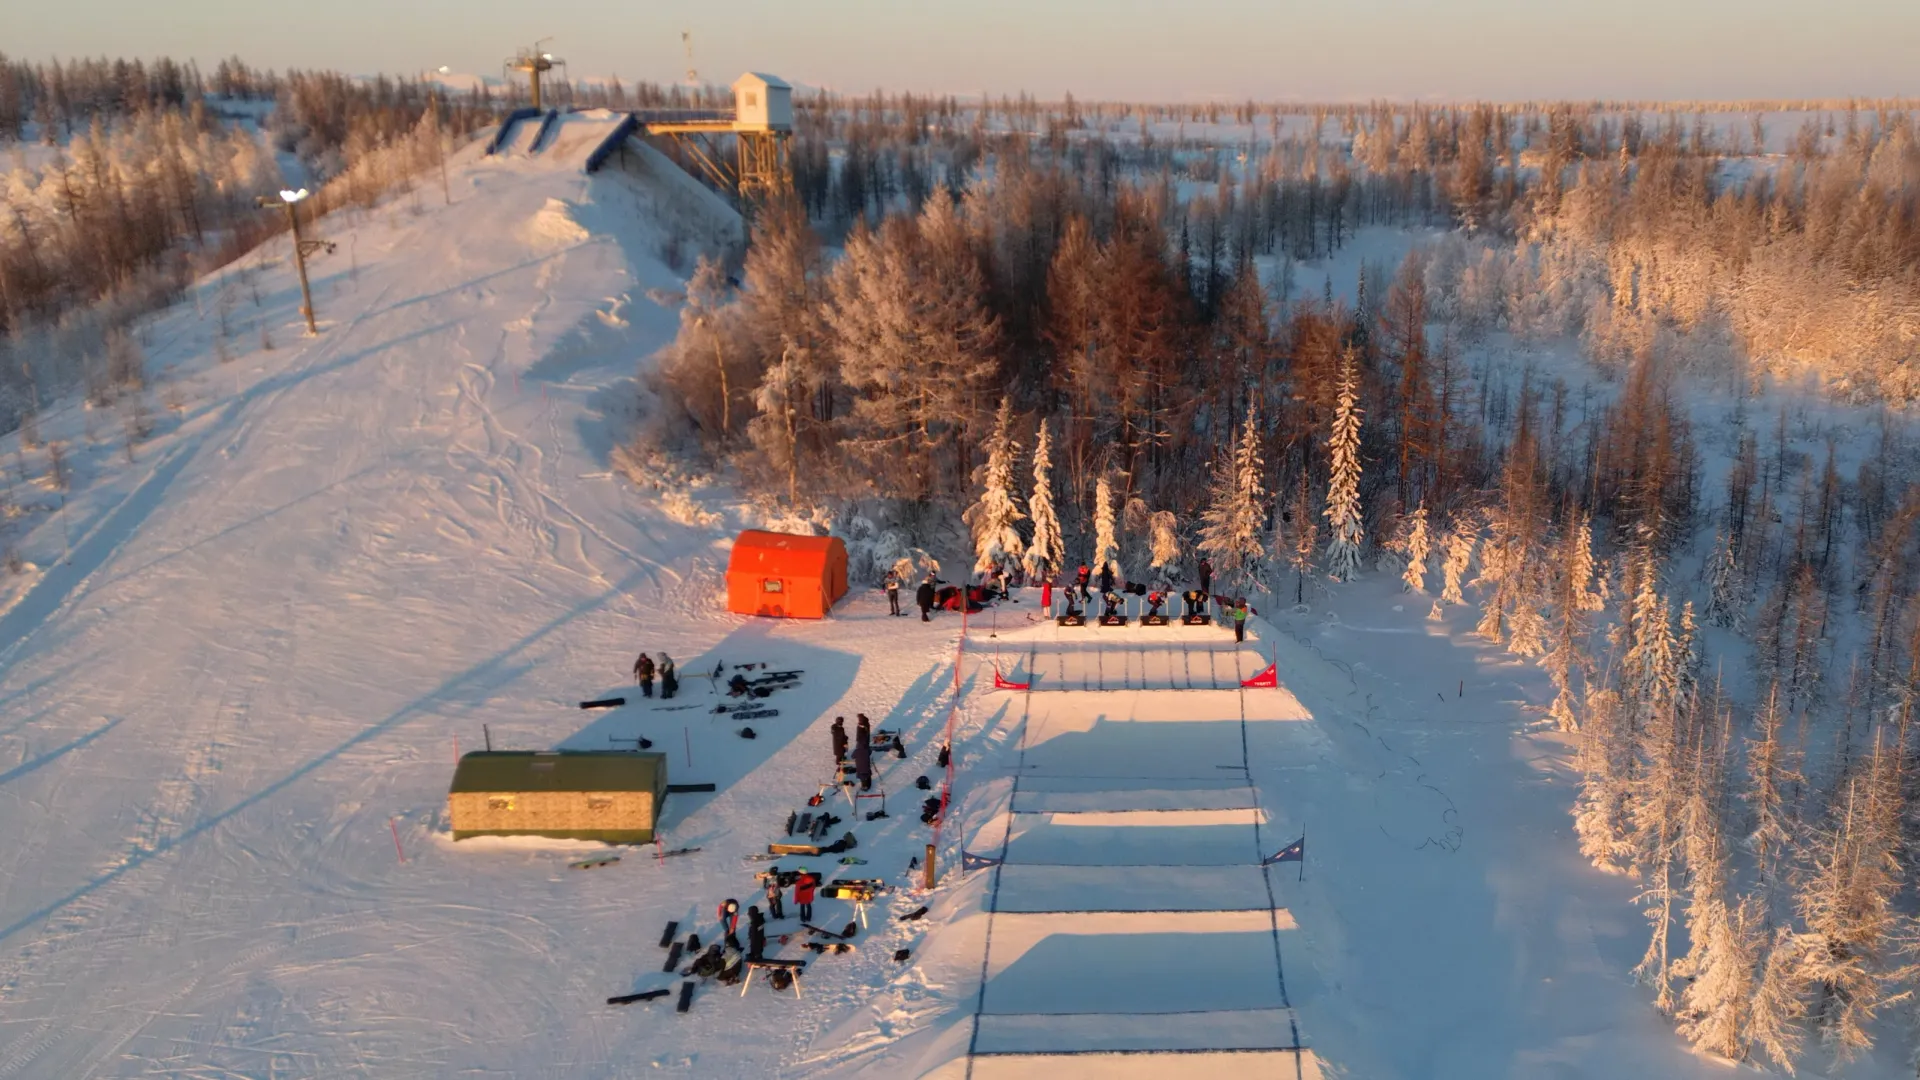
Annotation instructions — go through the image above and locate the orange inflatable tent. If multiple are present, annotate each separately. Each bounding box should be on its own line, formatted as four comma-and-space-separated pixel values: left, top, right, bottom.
725, 530, 849, 619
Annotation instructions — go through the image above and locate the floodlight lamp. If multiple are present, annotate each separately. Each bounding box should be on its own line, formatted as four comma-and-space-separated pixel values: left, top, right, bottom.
280, 188, 310, 203
438, 65, 451, 74
542, 53, 553, 61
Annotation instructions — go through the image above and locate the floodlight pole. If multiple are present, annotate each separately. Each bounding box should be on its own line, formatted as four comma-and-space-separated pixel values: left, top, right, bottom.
258, 191, 329, 335
283, 198, 317, 336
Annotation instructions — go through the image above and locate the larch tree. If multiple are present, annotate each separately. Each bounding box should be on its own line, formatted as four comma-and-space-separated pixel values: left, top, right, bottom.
1281, 470, 1318, 605
1199, 402, 1269, 593
1673, 715, 1761, 1061
1744, 684, 1798, 921
1433, 522, 1476, 616
1324, 346, 1365, 582
1024, 418, 1064, 582
966, 397, 1026, 576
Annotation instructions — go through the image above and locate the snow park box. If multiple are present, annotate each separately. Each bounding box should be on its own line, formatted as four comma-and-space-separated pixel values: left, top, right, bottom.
448, 751, 667, 843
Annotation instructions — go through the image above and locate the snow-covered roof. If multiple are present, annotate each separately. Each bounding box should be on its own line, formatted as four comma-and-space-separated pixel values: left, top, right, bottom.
733, 72, 791, 90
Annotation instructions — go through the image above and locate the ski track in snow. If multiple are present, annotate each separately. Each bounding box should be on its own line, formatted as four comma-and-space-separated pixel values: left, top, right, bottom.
0, 119, 1833, 1079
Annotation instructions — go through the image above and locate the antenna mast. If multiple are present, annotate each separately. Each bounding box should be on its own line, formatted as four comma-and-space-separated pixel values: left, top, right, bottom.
681, 31, 698, 88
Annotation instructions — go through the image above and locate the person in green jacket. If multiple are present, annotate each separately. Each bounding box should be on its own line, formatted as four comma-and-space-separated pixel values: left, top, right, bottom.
1232, 599, 1249, 643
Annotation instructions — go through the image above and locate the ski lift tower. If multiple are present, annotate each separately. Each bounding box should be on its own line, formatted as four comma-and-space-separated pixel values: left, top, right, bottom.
643, 72, 793, 219
505, 39, 566, 110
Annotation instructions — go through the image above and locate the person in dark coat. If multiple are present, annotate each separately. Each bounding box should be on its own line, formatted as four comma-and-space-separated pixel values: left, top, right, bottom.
793, 869, 817, 923
916, 577, 936, 621
1198, 557, 1214, 595
884, 570, 903, 615
633, 652, 655, 697
746, 905, 767, 960
658, 653, 678, 699
1074, 564, 1092, 602
1102, 590, 1122, 618
853, 741, 873, 792
763, 868, 786, 919
855, 714, 872, 756
831, 717, 849, 765
718, 897, 741, 940
1097, 562, 1115, 595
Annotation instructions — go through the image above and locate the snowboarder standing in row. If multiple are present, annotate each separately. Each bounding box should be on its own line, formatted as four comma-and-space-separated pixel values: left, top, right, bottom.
1097, 562, 1116, 596
793, 869, 817, 923
1074, 564, 1092, 602
746, 905, 767, 961
633, 652, 656, 697
658, 653, 678, 699
915, 576, 936, 622
1232, 599, 1249, 643
853, 740, 873, 792
763, 868, 786, 919
884, 569, 903, 616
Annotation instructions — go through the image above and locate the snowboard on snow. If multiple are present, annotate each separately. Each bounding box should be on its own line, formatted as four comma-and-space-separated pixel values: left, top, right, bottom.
569, 854, 621, 870
676, 981, 695, 1013
658, 921, 680, 948
607, 988, 670, 1006
662, 941, 684, 972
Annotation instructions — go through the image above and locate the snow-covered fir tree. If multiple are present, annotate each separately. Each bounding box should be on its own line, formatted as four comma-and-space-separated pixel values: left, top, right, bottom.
1198, 403, 1269, 592
1543, 513, 1604, 731
1673, 719, 1761, 1060
1280, 471, 1318, 605
1323, 348, 1365, 582
1401, 504, 1430, 593
1148, 510, 1180, 573
1432, 522, 1476, 617
1092, 475, 1119, 579
965, 397, 1026, 576
1024, 418, 1064, 582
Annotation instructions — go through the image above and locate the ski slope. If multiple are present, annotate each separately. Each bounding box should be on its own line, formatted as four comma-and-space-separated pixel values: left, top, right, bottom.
0, 113, 1798, 1079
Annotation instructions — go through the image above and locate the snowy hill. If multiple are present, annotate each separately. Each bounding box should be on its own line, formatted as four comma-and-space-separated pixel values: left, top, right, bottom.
0, 112, 1874, 1080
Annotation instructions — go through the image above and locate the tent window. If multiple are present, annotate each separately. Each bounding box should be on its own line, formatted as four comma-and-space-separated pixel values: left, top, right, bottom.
762, 579, 784, 593
588, 797, 615, 811
488, 796, 515, 811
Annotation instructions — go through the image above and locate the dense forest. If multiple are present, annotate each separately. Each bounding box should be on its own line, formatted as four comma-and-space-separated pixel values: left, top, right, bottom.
648, 94, 1920, 1074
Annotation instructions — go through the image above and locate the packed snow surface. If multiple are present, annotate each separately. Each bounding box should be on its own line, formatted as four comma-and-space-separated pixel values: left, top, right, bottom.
0, 120, 1765, 1079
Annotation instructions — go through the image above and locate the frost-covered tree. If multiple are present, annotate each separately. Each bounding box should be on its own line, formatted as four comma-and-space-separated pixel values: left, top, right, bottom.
1673, 717, 1760, 1060
1323, 347, 1365, 581
1148, 510, 1180, 573
1092, 474, 1119, 579
965, 397, 1026, 576
1745, 684, 1798, 919
1572, 685, 1635, 872
1544, 513, 1604, 731
1703, 533, 1741, 629
1793, 735, 1912, 1066
1024, 418, 1064, 582
1280, 471, 1318, 605
1432, 522, 1476, 616
1401, 504, 1430, 593
1199, 403, 1269, 592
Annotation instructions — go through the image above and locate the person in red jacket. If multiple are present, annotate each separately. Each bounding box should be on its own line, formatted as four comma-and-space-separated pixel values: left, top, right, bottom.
792, 869, 817, 923
717, 897, 741, 945
1040, 578, 1053, 616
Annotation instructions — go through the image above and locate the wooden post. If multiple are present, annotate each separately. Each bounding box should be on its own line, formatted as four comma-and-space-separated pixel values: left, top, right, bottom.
922, 843, 936, 890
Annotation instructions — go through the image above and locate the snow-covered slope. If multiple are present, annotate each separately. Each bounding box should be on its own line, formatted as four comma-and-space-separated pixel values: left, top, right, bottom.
0, 116, 1841, 1080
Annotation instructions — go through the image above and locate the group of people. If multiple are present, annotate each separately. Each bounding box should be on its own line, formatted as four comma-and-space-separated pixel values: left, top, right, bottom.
880, 555, 1253, 639
884, 570, 991, 622
631, 651, 678, 698
831, 712, 905, 791
688, 870, 822, 985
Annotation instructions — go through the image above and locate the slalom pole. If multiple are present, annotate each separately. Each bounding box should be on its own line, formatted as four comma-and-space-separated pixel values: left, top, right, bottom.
391, 816, 406, 864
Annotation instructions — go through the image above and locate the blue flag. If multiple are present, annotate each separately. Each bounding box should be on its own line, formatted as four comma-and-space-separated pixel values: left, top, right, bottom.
1263, 836, 1305, 865
960, 850, 1003, 872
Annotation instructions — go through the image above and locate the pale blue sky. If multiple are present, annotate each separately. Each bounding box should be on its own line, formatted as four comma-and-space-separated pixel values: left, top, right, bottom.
8, 0, 1916, 101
